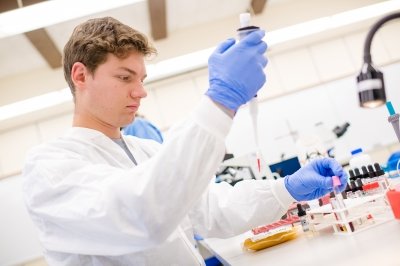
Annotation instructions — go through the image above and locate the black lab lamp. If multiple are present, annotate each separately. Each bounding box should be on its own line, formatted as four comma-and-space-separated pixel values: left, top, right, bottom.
357, 12, 400, 108
357, 12, 400, 142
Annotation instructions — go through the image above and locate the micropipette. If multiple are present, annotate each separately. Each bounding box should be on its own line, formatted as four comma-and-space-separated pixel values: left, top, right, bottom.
237, 13, 262, 172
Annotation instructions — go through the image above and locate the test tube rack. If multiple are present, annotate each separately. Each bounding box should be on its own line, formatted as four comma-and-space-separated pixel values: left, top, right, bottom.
307, 192, 393, 236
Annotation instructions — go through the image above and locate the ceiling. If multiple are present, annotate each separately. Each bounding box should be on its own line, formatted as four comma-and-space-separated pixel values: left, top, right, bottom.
0, 0, 274, 80
0, 0, 393, 110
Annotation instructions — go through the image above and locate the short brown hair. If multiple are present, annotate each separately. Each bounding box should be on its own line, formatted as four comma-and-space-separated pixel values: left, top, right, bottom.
63, 17, 157, 99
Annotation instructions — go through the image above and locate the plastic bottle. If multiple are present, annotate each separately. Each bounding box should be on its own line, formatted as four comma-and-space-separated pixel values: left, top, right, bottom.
349, 148, 373, 170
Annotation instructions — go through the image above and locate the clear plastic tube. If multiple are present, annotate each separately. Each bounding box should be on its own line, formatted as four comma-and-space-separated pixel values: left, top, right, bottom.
331, 176, 349, 222
332, 176, 346, 209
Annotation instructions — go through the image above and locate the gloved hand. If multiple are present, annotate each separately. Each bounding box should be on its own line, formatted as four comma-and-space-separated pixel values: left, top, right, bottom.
284, 158, 348, 201
205, 30, 268, 112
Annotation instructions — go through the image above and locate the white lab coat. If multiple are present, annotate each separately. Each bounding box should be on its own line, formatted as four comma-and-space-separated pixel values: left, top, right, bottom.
23, 97, 295, 266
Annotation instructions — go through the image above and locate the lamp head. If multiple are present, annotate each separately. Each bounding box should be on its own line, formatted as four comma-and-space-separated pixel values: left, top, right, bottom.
356, 62, 386, 108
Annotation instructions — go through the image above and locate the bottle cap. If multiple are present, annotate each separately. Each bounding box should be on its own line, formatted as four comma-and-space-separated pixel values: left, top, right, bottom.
351, 148, 363, 155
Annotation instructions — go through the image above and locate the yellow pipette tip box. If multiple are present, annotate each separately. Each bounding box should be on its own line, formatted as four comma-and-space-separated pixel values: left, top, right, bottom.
242, 226, 298, 251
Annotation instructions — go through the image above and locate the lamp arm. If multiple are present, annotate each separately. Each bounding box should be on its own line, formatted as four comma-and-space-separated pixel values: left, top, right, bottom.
363, 12, 400, 64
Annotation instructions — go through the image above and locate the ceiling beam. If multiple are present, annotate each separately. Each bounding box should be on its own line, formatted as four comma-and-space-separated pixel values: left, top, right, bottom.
22, 0, 47, 6
0, 0, 62, 68
0, 0, 46, 12
23, 0, 62, 68
251, 0, 267, 15
25, 28, 62, 68
147, 0, 167, 40
0, 0, 19, 12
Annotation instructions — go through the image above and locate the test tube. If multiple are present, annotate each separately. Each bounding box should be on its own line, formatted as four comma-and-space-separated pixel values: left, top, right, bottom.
355, 178, 365, 196
367, 165, 377, 181
348, 169, 356, 181
361, 166, 369, 184
332, 176, 348, 220
296, 203, 310, 233
374, 162, 389, 190
347, 180, 357, 198
354, 168, 362, 179
332, 176, 345, 208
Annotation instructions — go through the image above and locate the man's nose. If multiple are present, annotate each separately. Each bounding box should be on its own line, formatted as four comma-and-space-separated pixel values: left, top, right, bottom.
131, 83, 147, 98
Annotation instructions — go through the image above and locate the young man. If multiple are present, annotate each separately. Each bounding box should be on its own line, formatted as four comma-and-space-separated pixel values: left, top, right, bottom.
23, 17, 347, 265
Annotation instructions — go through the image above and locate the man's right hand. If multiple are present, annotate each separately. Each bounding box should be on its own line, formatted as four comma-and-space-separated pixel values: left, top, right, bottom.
284, 158, 348, 201
205, 30, 268, 112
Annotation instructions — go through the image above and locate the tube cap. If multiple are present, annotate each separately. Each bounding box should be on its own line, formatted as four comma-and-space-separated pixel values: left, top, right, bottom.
297, 203, 306, 217
332, 176, 341, 187
361, 166, 369, 178
349, 169, 355, 180
367, 165, 377, 177
374, 163, 385, 176
354, 168, 361, 178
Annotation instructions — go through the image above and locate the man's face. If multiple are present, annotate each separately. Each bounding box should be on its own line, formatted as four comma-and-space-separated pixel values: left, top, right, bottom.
80, 51, 148, 129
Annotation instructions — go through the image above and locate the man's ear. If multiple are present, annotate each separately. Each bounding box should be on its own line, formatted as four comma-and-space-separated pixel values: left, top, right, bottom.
71, 62, 87, 89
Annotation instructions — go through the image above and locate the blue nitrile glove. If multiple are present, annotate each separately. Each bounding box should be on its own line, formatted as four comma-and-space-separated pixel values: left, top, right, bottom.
284, 158, 348, 201
205, 30, 268, 112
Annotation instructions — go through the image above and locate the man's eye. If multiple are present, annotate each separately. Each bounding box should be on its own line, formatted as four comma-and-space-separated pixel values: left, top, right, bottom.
119, 76, 130, 81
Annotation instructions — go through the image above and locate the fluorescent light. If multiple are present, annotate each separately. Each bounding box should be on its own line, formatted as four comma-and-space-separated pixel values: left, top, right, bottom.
1, 0, 400, 121
0, 0, 144, 39
146, 48, 214, 82
266, 0, 400, 46
0, 88, 72, 121
147, 0, 400, 80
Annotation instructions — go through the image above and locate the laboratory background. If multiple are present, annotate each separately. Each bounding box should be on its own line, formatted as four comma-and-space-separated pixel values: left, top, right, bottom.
1, 0, 400, 265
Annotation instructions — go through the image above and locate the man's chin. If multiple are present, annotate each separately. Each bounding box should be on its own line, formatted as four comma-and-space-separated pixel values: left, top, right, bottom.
120, 118, 135, 129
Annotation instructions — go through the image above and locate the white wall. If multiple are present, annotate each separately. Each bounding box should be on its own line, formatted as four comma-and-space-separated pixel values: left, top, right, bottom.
227, 63, 400, 164
0, 176, 43, 266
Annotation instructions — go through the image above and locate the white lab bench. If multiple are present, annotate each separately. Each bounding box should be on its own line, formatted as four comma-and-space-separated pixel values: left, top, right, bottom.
203, 219, 400, 266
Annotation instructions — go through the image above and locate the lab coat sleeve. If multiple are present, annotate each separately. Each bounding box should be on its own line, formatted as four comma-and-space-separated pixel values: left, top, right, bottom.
23, 96, 231, 256
188, 178, 296, 238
